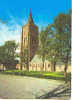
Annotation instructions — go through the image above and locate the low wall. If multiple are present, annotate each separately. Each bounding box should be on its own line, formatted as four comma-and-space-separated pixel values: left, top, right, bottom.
29, 64, 71, 72
0, 63, 71, 72
16, 63, 71, 72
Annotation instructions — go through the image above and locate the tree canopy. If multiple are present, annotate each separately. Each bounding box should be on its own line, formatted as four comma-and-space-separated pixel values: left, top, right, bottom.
0, 41, 18, 70
37, 10, 71, 74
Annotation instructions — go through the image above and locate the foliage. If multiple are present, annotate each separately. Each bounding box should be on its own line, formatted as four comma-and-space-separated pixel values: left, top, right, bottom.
54, 12, 71, 72
0, 41, 18, 70
37, 10, 71, 73
20, 48, 29, 70
37, 28, 48, 69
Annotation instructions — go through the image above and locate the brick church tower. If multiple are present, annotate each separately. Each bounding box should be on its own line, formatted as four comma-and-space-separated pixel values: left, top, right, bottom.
20, 10, 38, 70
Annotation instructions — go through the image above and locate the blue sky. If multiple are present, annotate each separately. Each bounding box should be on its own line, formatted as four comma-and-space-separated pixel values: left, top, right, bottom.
0, 0, 71, 45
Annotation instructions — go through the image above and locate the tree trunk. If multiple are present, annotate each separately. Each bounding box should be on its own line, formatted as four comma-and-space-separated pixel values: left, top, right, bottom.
64, 63, 68, 83
54, 61, 56, 72
26, 61, 29, 71
42, 56, 45, 71
26, 62, 29, 71
42, 61, 44, 71
51, 61, 56, 72
51, 64, 54, 72
20, 63, 22, 70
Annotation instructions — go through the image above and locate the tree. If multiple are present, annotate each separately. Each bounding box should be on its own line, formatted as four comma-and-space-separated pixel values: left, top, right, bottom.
54, 12, 71, 80
44, 25, 59, 72
37, 28, 47, 71
0, 41, 18, 70
20, 48, 29, 70
0, 46, 5, 70
37, 25, 58, 72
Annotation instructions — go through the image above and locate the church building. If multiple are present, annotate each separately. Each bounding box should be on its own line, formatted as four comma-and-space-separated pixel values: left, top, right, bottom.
20, 10, 38, 70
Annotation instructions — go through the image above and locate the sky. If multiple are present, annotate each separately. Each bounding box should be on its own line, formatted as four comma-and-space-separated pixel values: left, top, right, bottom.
0, 0, 71, 46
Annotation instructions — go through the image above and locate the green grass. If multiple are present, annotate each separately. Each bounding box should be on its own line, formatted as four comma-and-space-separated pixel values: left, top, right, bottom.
0, 70, 71, 81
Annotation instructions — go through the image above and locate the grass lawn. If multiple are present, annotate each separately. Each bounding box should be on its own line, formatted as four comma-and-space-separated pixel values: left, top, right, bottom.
0, 70, 71, 82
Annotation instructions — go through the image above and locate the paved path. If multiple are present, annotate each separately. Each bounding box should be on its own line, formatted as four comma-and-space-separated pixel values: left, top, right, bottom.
0, 74, 70, 99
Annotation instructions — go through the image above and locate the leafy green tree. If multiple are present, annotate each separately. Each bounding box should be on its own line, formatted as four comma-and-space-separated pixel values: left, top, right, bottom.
37, 28, 47, 71
0, 41, 18, 70
54, 12, 71, 79
37, 25, 58, 72
20, 48, 29, 70
44, 25, 59, 72
46, 11, 71, 74
38, 10, 71, 74
0, 46, 5, 69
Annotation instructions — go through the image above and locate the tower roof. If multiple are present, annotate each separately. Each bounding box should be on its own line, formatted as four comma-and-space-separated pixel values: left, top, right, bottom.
28, 9, 34, 24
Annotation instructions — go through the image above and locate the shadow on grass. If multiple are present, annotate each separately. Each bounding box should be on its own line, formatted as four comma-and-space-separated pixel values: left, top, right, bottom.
0, 70, 71, 82
36, 83, 71, 99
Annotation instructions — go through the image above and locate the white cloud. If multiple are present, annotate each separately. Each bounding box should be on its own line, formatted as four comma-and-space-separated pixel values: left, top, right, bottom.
0, 14, 49, 46
0, 17, 24, 46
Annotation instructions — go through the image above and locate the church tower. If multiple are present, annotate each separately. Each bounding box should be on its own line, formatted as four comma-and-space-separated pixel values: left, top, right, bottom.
20, 10, 38, 70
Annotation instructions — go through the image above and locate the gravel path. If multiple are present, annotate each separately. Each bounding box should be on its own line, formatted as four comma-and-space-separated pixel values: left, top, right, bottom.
0, 74, 70, 99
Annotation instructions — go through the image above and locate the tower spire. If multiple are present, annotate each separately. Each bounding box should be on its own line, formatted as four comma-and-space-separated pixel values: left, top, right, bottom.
29, 8, 32, 17
28, 8, 34, 24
